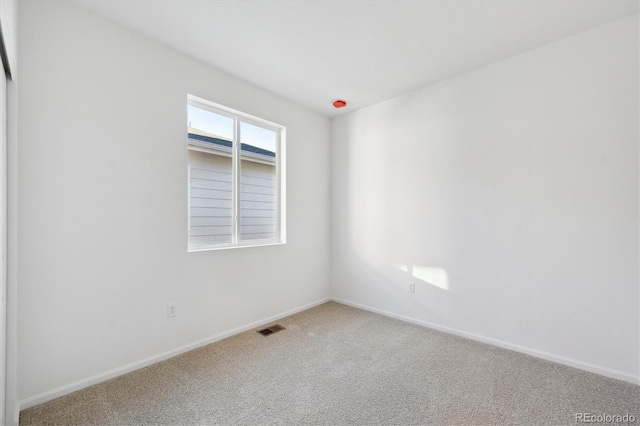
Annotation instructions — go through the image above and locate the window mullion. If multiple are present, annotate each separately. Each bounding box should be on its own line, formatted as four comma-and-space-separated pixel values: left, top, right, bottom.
232, 117, 240, 245
275, 130, 281, 241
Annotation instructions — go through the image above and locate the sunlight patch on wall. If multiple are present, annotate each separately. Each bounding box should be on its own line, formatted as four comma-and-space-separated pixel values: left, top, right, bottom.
413, 266, 449, 290
398, 264, 449, 290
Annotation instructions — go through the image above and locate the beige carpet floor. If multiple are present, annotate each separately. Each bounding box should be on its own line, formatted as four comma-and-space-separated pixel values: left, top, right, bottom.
21, 302, 640, 425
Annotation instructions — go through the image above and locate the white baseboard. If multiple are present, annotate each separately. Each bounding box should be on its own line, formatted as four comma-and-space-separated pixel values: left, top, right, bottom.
19, 297, 331, 411
331, 297, 639, 386
18, 295, 638, 414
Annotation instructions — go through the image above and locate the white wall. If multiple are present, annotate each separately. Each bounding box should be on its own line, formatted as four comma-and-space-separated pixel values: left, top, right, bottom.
332, 15, 639, 384
18, 0, 330, 405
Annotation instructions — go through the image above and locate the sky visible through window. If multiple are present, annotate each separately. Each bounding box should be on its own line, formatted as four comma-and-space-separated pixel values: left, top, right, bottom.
188, 105, 276, 153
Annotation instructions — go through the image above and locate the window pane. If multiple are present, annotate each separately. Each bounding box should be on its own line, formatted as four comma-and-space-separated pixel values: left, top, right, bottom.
188, 105, 233, 140
188, 106, 234, 250
239, 122, 277, 241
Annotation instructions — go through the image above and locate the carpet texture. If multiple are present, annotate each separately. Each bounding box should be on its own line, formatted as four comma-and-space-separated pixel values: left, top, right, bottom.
20, 302, 640, 425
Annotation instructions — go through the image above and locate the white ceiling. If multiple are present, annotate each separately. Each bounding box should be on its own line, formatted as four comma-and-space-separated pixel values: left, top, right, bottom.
73, 0, 639, 117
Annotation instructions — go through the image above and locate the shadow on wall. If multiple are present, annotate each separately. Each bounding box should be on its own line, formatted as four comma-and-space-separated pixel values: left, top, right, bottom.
398, 264, 450, 291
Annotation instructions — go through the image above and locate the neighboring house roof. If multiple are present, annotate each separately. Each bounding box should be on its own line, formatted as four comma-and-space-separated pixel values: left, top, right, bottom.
188, 132, 275, 158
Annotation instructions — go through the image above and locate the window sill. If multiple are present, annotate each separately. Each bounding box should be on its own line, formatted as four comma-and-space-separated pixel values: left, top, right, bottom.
188, 240, 286, 253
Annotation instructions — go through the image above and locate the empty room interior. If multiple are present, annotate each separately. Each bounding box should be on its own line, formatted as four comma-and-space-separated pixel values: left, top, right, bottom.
0, 0, 638, 424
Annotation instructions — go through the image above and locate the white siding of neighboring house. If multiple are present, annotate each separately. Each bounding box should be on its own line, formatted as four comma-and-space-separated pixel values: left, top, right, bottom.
188, 149, 276, 249
188, 149, 233, 247
240, 159, 277, 240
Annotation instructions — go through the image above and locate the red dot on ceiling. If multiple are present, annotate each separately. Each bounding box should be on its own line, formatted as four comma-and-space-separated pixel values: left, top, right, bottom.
333, 99, 347, 109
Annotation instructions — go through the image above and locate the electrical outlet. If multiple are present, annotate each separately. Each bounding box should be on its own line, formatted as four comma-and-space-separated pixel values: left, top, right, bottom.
408, 282, 415, 293
167, 303, 177, 317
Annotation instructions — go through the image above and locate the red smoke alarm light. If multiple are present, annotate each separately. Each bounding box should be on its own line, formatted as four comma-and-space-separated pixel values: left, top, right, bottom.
333, 99, 347, 109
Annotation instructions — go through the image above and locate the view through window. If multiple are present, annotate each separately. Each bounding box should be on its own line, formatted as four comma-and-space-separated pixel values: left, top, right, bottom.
187, 95, 284, 251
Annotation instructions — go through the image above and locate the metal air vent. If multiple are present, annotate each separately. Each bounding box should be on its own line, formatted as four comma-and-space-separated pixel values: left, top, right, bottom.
257, 324, 286, 336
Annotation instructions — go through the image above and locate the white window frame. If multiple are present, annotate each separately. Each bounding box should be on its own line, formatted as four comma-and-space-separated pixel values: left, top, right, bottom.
187, 94, 286, 252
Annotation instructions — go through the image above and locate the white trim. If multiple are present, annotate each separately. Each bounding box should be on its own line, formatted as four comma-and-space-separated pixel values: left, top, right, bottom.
188, 240, 284, 253
330, 297, 640, 386
18, 296, 637, 413
187, 165, 191, 232
240, 150, 276, 165
5, 76, 17, 426
275, 127, 282, 243
231, 116, 239, 245
279, 127, 286, 243
187, 140, 232, 157
19, 297, 331, 411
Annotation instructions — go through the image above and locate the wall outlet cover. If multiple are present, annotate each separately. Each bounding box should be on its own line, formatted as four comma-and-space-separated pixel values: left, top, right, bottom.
167, 303, 177, 317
